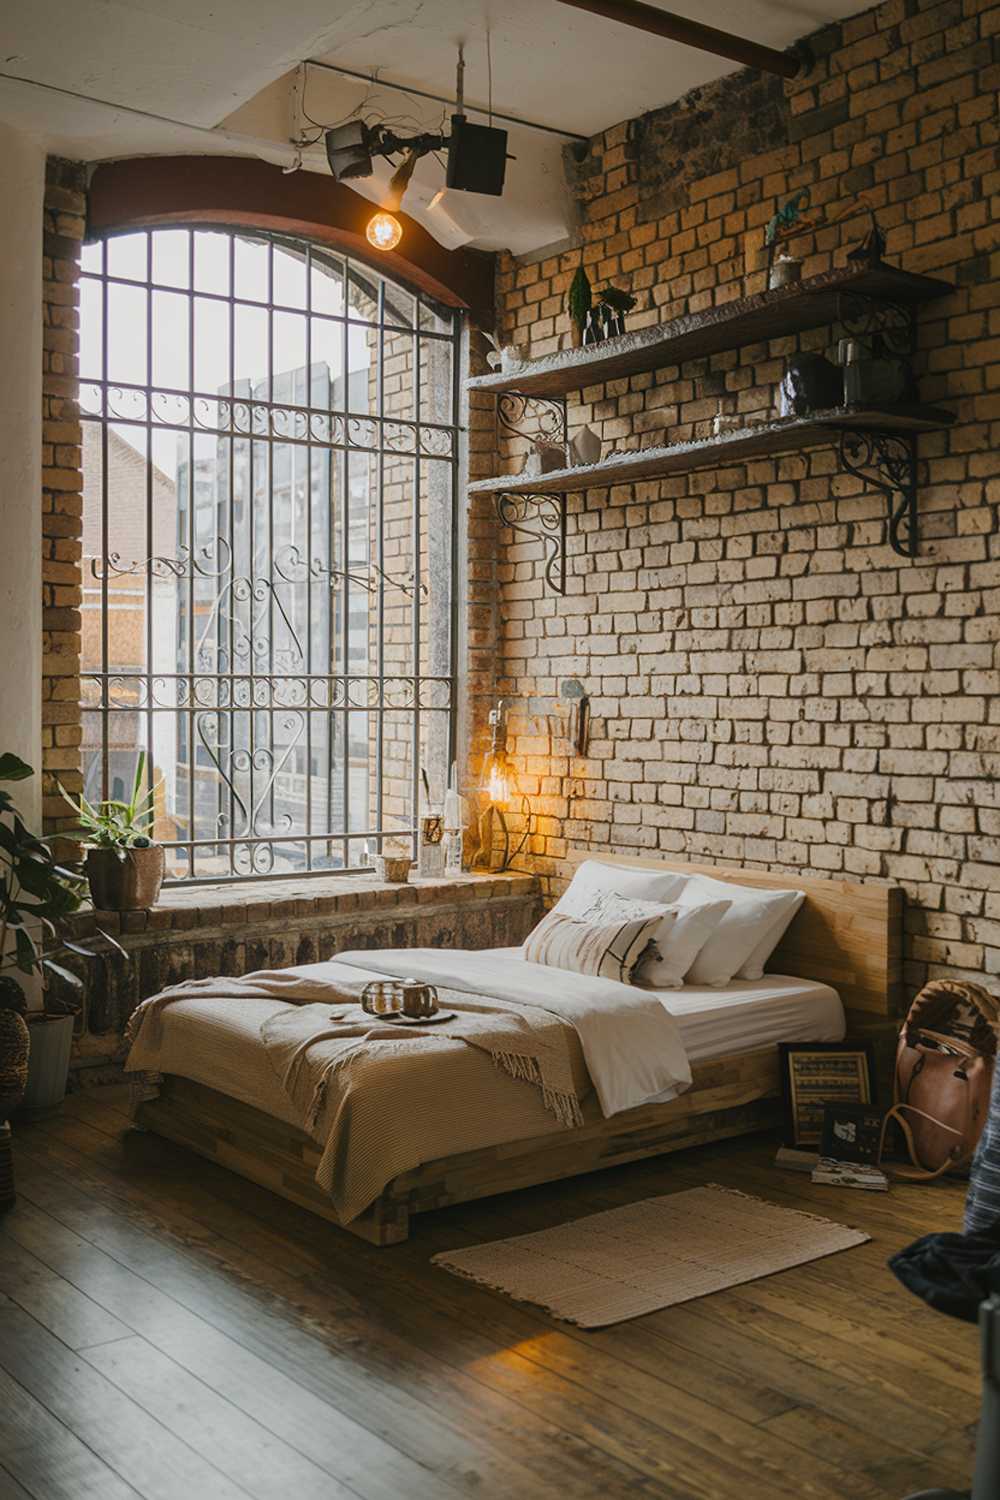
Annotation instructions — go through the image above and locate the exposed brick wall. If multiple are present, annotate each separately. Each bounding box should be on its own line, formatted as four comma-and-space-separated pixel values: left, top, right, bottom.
41, 158, 86, 837
490, 0, 1000, 996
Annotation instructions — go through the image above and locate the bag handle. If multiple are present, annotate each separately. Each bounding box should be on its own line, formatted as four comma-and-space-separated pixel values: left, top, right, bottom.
880, 1101, 973, 1182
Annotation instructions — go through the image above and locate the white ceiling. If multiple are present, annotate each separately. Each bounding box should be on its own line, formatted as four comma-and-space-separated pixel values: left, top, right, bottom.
0, 0, 866, 254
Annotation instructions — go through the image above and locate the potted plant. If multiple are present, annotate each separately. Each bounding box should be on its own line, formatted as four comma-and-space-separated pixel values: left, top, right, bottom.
567, 263, 592, 348
0, 753, 123, 1136
63, 752, 165, 911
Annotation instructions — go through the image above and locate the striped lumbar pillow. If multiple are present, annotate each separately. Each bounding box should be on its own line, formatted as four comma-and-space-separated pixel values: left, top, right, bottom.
524, 892, 674, 985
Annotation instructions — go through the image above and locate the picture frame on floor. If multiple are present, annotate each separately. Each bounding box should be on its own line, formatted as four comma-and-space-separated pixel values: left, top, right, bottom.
779, 1041, 877, 1149
820, 1100, 885, 1164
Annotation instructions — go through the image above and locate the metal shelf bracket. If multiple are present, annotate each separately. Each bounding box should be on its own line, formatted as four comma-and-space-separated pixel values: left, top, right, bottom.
839, 429, 919, 558
495, 491, 568, 595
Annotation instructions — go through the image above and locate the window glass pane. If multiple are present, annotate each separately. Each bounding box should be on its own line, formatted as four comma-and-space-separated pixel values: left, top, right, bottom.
347, 324, 375, 413
234, 302, 268, 394
348, 266, 379, 324
152, 290, 190, 390
151, 230, 190, 290
106, 282, 147, 384
79, 277, 103, 381
309, 317, 344, 409
106, 232, 148, 282
311, 253, 344, 316
273, 311, 307, 393
194, 231, 230, 296
80, 240, 103, 275
234, 236, 269, 303
194, 297, 230, 395
273, 242, 307, 309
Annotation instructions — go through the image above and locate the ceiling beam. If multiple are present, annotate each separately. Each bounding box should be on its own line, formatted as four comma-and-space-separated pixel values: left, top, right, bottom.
551, 0, 803, 79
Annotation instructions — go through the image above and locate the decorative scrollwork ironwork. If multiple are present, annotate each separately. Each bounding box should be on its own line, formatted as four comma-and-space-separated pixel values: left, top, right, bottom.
496, 491, 567, 595
497, 393, 568, 451
838, 293, 914, 357
839, 429, 918, 558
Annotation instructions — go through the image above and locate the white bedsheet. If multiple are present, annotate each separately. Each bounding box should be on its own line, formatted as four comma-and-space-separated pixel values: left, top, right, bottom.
492, 947, 845, 1061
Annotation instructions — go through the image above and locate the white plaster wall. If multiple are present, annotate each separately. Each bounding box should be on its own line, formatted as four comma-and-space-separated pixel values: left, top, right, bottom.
0, 123, 44, 827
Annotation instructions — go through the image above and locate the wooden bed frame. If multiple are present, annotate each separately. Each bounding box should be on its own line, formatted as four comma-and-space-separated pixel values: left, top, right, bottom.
135, 856, 903, 1245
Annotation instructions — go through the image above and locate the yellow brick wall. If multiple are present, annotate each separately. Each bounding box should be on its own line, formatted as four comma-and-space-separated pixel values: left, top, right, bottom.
488, 0, 1000, 994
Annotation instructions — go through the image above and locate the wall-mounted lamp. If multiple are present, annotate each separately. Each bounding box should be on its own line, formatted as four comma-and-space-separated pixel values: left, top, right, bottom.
473, 701, 534, 872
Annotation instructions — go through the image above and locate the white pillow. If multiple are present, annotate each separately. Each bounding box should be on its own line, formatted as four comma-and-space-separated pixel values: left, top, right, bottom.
524, 892, 674, 985
637, 899, 732, 988
737, 893, 805, 979
549, 860, 688, 921
679, 875, 805, 987
566, 889, 731, 989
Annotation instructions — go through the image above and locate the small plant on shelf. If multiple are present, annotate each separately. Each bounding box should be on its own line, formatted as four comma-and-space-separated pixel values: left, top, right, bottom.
62, 751, 165, 911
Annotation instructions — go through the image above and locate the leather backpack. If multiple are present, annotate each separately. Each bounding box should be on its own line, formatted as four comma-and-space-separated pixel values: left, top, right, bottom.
881, 979, 1000, 1180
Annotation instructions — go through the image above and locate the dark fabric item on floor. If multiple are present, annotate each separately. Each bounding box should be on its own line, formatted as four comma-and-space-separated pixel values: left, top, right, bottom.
889, 1222, 1000, 1322
966, 1063, 1000, 1233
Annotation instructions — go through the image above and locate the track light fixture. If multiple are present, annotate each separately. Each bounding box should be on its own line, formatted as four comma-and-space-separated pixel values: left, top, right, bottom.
325, 47, 509, 250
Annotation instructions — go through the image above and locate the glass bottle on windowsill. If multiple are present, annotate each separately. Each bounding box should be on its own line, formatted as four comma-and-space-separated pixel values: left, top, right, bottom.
417, 771, 446, 879
443, 765, 465, 877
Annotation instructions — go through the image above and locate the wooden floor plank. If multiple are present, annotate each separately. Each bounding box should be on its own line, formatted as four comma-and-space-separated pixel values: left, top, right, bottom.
80, 1337, 361, 1500
0, 1363, 143, 1500
0, 1229, 133, 1351
0, 1305, 253, 1500
4, 1092, 979, 1500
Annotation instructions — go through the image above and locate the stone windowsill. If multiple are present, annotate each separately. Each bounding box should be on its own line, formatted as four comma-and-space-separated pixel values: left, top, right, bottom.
69, 870, 539, 938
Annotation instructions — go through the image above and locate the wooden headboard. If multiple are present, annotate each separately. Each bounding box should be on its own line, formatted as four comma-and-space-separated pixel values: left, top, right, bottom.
564, 852, 904, 1020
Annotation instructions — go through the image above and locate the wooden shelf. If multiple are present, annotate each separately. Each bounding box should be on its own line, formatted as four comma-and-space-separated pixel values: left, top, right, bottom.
468, 404, 955, 498
468, 263, 954, 400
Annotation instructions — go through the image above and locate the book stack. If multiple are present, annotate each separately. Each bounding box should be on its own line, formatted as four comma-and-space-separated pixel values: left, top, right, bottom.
811, 1158, 889, 1192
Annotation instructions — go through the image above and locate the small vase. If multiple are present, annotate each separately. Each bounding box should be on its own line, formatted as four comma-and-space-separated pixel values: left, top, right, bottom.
86, 845, 165, 911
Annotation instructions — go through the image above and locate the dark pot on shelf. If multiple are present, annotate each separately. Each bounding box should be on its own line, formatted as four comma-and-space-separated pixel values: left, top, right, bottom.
86, 844, 164, 911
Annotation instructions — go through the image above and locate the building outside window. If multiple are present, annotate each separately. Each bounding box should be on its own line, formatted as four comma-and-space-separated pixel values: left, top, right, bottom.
79, 228, 460, 882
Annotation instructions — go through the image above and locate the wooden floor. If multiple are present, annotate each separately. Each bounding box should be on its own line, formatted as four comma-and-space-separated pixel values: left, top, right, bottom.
0, 1087, 979, 1500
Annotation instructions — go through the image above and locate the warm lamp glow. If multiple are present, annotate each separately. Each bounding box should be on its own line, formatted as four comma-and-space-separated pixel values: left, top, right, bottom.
485, 756, 511, 805
366, 210, 402, 251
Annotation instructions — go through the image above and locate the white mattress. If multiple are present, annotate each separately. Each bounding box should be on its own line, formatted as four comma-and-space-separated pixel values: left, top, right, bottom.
654, 974, 845, 1061
493, 947, 845, 1063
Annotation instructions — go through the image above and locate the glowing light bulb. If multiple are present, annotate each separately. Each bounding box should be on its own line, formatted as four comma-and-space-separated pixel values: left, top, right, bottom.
486, 759, 511, 805
366, 210, 402, 252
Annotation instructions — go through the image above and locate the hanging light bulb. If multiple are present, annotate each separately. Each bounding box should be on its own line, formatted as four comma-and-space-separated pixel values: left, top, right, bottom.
366, 209, 403, 251
364, 149, 418, 253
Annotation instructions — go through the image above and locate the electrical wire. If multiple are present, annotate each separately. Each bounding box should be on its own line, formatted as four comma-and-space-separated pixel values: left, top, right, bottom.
486, 29, 494, 127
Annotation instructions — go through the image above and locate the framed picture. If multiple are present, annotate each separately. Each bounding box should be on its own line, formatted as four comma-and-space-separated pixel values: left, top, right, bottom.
779, 1041, 877, 1149
820, 1101, 885, 1164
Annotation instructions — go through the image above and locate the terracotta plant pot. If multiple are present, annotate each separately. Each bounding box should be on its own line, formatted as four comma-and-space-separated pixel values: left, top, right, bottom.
86, 845, 165, 911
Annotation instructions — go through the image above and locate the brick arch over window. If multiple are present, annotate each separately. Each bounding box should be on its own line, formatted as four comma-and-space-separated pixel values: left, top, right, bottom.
87, 156, 495, 327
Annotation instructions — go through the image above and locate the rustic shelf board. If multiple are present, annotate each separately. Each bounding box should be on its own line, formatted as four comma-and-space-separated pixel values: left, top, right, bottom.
467, 263, 953, 399
469, 404, 955, 498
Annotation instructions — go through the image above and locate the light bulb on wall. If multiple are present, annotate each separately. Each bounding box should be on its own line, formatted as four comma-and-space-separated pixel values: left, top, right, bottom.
366, 210, 403, 252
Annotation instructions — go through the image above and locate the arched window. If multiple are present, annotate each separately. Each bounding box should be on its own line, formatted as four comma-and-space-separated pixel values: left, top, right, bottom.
79, 227, 460, 882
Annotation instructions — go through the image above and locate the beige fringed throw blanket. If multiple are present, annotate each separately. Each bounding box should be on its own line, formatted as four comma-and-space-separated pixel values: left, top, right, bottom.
124, 948, 691, 1221
125, 963, 586, 1132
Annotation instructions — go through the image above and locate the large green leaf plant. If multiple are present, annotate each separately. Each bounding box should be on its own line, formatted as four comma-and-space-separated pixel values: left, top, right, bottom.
0, 753, 122, 1016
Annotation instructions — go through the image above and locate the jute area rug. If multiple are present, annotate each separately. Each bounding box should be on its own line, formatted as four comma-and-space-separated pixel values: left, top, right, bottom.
432, 1184, 870, 1328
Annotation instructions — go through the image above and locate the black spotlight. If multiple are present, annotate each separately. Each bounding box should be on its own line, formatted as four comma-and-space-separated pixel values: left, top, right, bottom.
325, 121, 376, 182
446, 116, 508, 197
